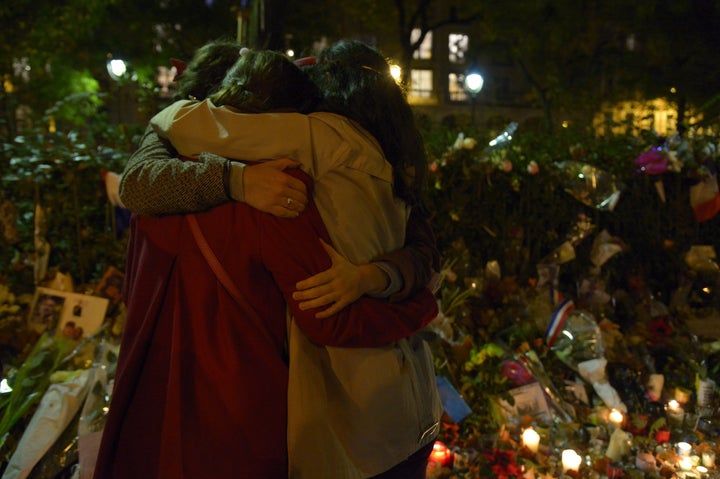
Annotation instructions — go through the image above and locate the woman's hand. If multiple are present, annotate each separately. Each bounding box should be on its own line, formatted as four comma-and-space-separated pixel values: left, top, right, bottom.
293, 240, 389, 318
240, 158, 308, 218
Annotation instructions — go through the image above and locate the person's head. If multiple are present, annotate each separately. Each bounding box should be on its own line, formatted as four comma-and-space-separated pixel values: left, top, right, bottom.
174, 40, 243, 101
210, 49, 320, 114
310, 40, 428, 207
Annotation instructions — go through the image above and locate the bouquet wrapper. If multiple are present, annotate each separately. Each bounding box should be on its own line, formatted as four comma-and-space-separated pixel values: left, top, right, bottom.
578, 358, 626, 412
546, 300, 604, 364
606, 428, 632, 461
2, 370, 90, 479
78, 341, 118, 479
547, 301, 626, 411
555, 161, 623, 211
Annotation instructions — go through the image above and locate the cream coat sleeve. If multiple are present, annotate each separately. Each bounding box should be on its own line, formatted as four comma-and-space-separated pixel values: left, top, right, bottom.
151, 100, 315, 166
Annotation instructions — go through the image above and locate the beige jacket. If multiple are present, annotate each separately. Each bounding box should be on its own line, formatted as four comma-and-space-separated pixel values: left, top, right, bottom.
151, 100, 408, 264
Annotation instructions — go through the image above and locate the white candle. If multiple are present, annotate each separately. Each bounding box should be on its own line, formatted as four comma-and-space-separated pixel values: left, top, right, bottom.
562, 449, 581, 472
677, 441, 692, 457
522, 427, 540, 453
679, 455, 693, 471
702, 451, 716, 468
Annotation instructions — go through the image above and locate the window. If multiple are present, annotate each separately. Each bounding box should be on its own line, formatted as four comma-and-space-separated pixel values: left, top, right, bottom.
411, 29, 432, 60
448, 73, 469, 102
410, 69, 433, 99
448, 33, 468, 64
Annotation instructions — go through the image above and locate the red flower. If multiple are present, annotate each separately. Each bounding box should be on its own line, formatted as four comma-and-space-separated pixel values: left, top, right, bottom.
649, 316, 672, 344
483, 448, 522, 478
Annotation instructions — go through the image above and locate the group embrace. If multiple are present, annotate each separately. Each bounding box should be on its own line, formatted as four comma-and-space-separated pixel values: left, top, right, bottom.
93, 39, 442, 479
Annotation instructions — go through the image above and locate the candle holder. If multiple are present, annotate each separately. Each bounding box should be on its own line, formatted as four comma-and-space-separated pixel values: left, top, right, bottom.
702, 450, 716, 468
666, 400, 685, 430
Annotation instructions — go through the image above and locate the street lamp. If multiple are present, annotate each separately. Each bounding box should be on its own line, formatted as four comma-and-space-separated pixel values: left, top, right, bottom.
105, 56, 134, 124
106, 58, 128, 81
464, 71, 484, 124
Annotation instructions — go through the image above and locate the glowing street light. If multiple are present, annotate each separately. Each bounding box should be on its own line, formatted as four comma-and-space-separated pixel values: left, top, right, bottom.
106, 58, 128, 81
464, 72, 484, 96
464, 70, 484, 124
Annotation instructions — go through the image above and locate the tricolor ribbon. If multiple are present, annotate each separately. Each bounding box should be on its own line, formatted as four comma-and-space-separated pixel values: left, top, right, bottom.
545, 299, 575, 347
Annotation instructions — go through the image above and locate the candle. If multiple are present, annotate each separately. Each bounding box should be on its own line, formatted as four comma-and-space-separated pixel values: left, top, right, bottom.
679, 455, 693, 471
428, 441, 454, 468
609, 408, 624, 430
522, 427, 540, 453
666, 399, 685, 429
702, 450, 716, 467
677, 441, 692, 457
562, 449, 581, 472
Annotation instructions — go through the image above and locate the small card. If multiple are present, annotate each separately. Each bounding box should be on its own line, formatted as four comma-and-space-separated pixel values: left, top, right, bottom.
436, 375, 472, 423
28, 287, 109, 339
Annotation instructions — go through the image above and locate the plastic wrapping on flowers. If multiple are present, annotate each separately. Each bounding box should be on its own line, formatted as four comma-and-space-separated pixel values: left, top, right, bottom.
0, 325, 109, 467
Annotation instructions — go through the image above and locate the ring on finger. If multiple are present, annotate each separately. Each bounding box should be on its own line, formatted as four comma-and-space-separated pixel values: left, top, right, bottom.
286, 197, 293, 208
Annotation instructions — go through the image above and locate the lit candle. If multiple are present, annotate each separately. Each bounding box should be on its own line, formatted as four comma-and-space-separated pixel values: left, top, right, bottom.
428, 441, 454, 468
522, 427, 540, 453
666, 399, 685, 429
679, 455, 693, 471
609, 408, 624, 431
667, 399, 682, 413
562, 449, 582, 472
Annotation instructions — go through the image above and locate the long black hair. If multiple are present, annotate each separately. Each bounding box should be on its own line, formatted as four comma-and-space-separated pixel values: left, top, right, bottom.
310, 40, 428, 208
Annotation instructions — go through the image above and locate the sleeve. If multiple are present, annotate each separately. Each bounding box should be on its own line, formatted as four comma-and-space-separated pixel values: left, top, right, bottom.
150, 100, 315, 165
119, 124, 230, 216
258, 172, 438, 348
374, 207, 441, 302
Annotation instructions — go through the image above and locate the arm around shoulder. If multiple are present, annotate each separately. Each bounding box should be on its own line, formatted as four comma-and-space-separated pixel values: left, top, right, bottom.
119, 124, 229, 216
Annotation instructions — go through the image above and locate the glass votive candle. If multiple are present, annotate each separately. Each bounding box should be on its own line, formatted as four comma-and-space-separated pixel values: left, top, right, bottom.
702, 450, 716, 468
697, 465, 709, 479
666, 400, 685, 429
679, 455, 693, 471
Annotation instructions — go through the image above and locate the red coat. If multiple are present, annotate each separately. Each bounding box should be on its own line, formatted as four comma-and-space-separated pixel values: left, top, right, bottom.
94, 172, 438, 479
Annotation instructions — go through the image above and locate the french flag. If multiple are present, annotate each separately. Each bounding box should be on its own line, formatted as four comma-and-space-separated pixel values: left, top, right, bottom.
690, 159, 720, 223
545, 299, 576, 347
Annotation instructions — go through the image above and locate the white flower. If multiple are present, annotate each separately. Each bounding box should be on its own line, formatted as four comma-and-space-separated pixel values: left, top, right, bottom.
452, 133, 466, 150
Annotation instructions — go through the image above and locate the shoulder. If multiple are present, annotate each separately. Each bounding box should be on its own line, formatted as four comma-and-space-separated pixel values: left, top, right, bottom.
308, 113, 392, 181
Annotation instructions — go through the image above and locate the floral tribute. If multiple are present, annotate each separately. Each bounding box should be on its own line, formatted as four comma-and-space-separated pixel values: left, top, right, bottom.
422, 125, 720, 478
0, 118, 719, 477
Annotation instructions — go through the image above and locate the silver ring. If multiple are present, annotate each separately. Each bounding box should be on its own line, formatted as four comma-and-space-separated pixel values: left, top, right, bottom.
286, 197, 293, 207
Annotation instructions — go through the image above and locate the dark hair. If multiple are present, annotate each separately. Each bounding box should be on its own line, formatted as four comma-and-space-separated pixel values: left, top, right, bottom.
174, 40, 242, 101
211, 50, 320, 114
310, 40, 428, 207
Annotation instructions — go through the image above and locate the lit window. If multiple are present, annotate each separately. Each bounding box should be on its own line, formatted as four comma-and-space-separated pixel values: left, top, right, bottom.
410, 69, 433, 99
448, 33, 468, 63
448, 73, 468, 102
411, 29, 433, 59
